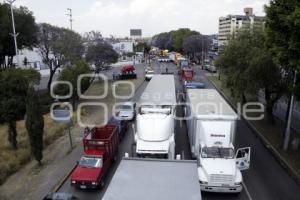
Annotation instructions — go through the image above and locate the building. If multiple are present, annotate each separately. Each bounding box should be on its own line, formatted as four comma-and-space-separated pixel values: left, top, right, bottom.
112, 39, 134, 54
218, 7, 265, 48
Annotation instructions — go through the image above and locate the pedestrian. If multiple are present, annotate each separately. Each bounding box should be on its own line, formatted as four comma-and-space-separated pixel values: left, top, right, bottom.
84, 127, 90, 137
166, 68, 168, 73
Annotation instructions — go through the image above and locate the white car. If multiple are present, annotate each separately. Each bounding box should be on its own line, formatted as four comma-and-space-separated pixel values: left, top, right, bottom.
145, 70, 154, 81
117, 102, 136, 121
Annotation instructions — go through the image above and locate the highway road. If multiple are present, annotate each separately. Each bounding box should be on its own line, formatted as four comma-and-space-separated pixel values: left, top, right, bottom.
58, 61, 300, 200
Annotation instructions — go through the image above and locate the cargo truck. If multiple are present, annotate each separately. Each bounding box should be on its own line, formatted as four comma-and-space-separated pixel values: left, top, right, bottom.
70, 125, 119, 189
102, 157, 202, 200
185, 89, 251, 193
135, 75, 176, 159
181, 68, 195, 83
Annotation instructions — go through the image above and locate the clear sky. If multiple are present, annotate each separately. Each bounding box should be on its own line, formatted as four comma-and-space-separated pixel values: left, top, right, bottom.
13, 0, 269, 37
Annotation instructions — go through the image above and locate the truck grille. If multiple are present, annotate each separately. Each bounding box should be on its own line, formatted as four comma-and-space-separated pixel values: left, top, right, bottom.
209, 174, 234, 185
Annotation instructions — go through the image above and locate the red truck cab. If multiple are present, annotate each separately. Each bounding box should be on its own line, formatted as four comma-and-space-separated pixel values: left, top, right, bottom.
181, 68, 195, 82
71, 125, 119, 189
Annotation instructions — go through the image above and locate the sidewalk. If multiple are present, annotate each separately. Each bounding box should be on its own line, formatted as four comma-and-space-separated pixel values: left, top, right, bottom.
208, 76, 300, 183
0, 75, 145, 200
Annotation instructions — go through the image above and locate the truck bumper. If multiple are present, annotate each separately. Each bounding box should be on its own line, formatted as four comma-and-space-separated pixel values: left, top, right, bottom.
200, 184, 242, 193
71, 182, 99, 189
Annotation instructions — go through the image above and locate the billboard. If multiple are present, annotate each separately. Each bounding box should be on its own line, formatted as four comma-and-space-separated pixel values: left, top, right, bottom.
130, 29, 142, 37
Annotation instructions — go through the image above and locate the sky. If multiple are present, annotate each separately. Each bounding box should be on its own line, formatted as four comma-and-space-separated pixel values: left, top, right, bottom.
12, 0, 269, 37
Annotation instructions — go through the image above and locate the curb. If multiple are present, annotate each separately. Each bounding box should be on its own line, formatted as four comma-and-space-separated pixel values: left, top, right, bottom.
51, 76, 146, 193
208, 77, 300, 185
53, 163, 78, 192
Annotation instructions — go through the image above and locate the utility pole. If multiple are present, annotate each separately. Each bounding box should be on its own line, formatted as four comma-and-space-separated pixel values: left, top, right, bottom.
202, 35, 204, 69
6, 0, 19, 67
66, 8, 73, 30
283, 70, 297, 151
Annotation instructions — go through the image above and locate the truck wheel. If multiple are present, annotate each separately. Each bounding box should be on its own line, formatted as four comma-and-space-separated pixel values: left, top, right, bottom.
100, 180, 105, 188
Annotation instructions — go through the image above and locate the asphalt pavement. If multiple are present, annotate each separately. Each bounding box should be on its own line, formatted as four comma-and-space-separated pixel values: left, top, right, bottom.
57, 62, 300, 200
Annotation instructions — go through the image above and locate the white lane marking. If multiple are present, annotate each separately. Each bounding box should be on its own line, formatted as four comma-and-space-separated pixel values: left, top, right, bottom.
243, 181, 253, 200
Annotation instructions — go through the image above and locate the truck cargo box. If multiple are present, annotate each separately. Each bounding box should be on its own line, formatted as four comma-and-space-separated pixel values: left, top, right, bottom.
102, 158, 202, 200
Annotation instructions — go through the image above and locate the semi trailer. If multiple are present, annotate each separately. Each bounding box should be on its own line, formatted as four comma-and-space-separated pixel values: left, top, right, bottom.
135, 75, 176, 159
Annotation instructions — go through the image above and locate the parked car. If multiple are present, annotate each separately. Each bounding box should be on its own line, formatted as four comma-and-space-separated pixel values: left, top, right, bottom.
117, 102, 136, 121
208, 65, 217, 73
43, 193, 79, 200
145, 70, 154, 81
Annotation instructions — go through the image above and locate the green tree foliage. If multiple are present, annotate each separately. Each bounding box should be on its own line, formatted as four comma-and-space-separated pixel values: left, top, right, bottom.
85, 32, 118, 72
0, 3, 38, 68
37, 23, 84, 91
134, 42, 151, 54
55, 60, 91, 106
152, 28, 200, 53
265, 0, 300, 72
216, 29, 286, 116
0, 69, 40, 149
265, 0, 300, 110
25, 86, 44, 165
170, 28, 200, 52
183, 34, 209, 62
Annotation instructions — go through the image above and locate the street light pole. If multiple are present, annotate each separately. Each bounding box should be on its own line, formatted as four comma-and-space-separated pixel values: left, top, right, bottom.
6, 0, 19, 67
283, 70, 297, 151
66, 8, 73, 30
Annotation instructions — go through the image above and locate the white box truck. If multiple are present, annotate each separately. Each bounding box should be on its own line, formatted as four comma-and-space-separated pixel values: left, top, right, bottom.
102, 158, 202, 200
185, 89, 251, 193
135, 75, 176, 159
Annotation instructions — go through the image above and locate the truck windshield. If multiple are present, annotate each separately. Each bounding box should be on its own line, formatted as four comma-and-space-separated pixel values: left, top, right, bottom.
120, 105, 132, 110
79, 156, 103, 168
201, 147, 234, 159
140, 105, 172, 115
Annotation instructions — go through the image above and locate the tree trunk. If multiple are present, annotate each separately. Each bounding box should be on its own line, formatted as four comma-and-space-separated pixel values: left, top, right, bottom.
264, 88, 275, 124
47, 69, 55, 92
242, 92, 247, 105
285, 94, 292, 121
8, 121, 18, 150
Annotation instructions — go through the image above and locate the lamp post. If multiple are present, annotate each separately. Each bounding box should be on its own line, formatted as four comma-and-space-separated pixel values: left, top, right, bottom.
283, 70, 297, 151
6, 0, 19, 67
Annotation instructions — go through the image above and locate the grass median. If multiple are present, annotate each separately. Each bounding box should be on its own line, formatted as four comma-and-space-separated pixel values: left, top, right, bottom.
208, 76, 300, 179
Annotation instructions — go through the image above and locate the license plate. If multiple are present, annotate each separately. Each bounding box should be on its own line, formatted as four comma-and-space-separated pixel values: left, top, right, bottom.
221, 184, 229, 187
80, 185, 87, 189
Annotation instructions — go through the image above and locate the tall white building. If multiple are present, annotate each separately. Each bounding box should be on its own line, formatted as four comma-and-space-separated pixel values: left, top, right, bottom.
218, 8, 265, 48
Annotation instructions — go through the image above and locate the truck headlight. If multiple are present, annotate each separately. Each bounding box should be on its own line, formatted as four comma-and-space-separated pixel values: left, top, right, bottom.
234, 182, 242, 186
92, 182, 98, 185
71, 180, 76, 184
200, 181, 208, 184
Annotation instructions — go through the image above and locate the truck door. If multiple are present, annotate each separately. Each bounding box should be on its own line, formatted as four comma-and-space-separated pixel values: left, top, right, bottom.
235, 147, 251, 171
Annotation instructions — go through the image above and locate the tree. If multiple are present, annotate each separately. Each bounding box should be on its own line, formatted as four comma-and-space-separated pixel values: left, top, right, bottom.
170, 28, 200, 52
85, 33, 118, 73
55, 60, 91, 107
0, 3, 38, 68
183, 34, 209, 62
0, 69, 40, 149
265, 0, 300, 119
216, 29, 286, 117
25, 86, 44, 165
37, 23, 84, 92
152, 28, 200, 53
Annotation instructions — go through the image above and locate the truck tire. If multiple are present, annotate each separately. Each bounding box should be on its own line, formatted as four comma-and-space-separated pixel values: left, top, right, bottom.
100, 179, 105, 189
